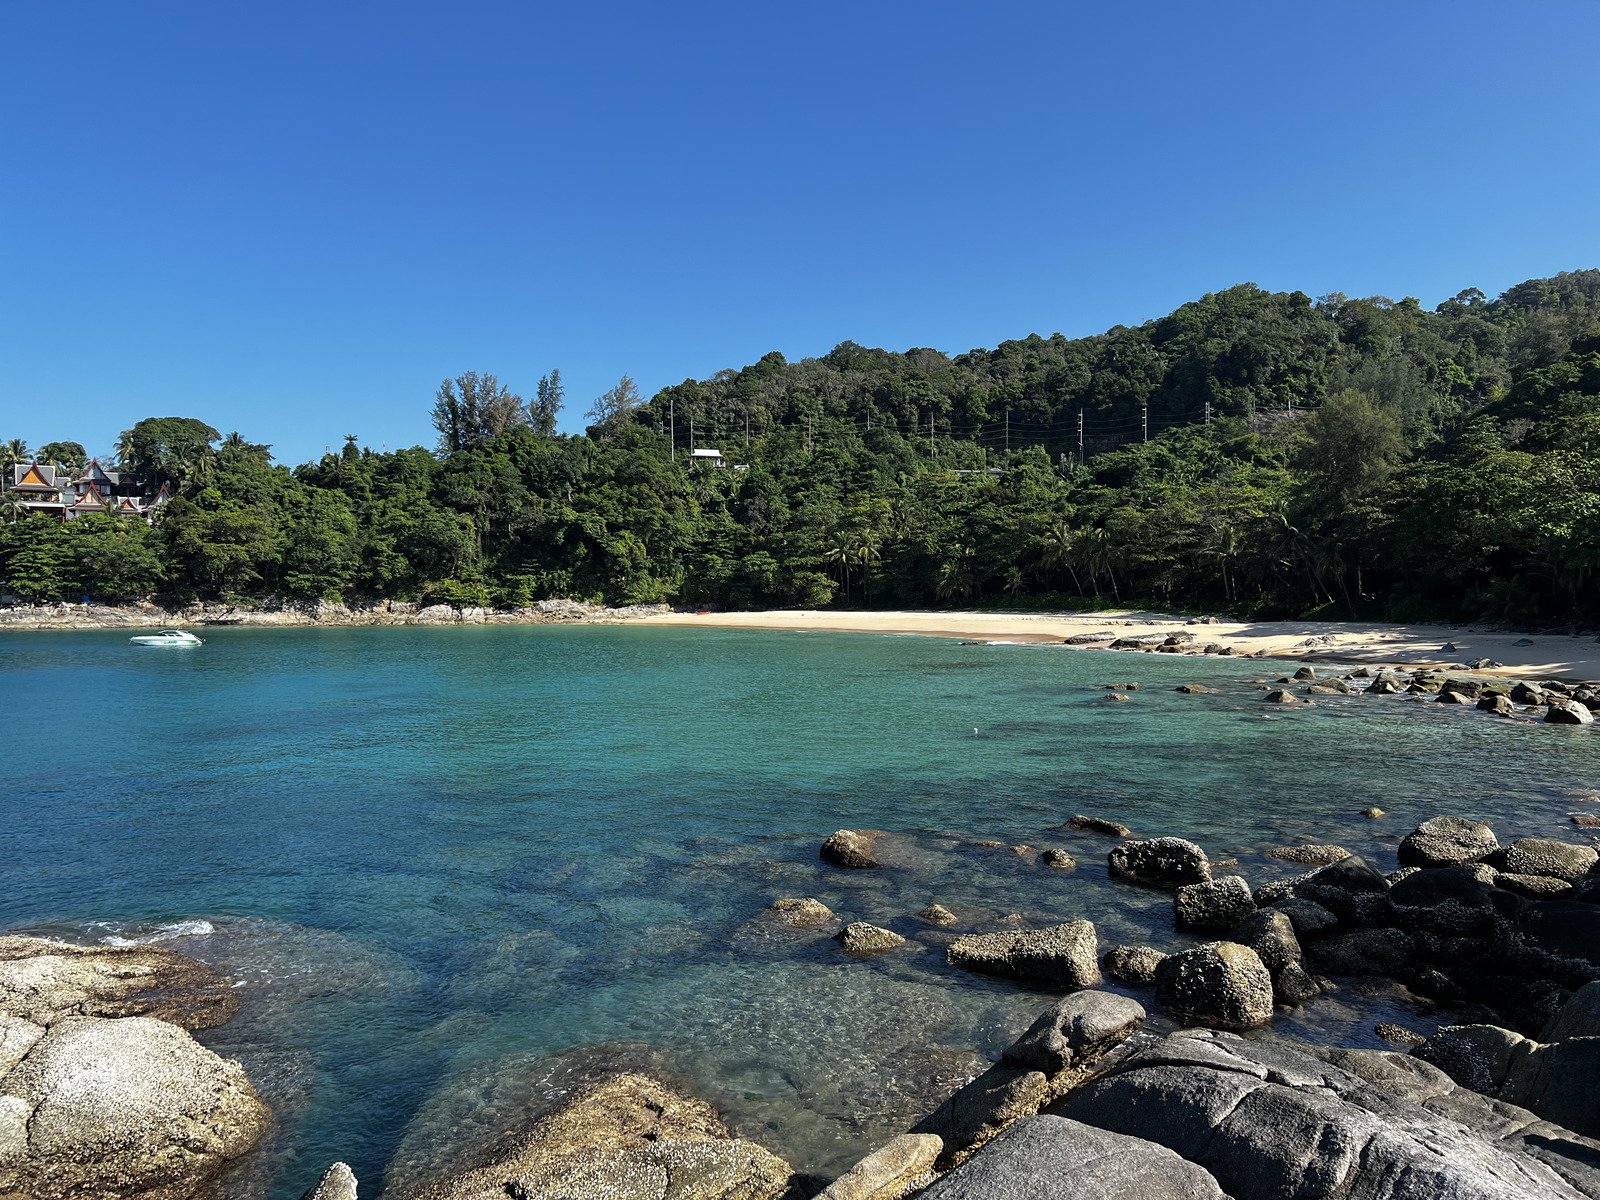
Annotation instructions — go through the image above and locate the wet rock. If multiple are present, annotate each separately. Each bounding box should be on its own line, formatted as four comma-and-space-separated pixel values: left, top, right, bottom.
1273, 962, 1323, 1005
916, 1116, 1227, 1200
1397, 815, 1500, 868
908, 1065, 1049, 1160
1065, 815, 1131, 838
1388, 865, 1516, 937
1435, 688, 1473, 704
1152, 942, 1274, 1029
1064, 631, 1116, 644
1265, 844, 1349, 865
947, 921, 1100, 991
1262, 689, 1299, 703
837, 923, 905, 955
1501, 837, 1599, 881
1480, 693, 1517, 716
1546, 700, 1595, 724
1065, 1031, 1600, 1199
1101, 945, 1166, 986
1513, 902, 1600, 981
1100, 692, 1131, 703
770, 898, 835, 928
813, 1134, 942, 1200
1108, 837, 1211, 890
1308, 679, 1351, 694
916, 905, 957, 926
1174, 684, 1216, 693
1365, 678, 1402, 694
1511, 681, 1546, 704
1417, 1024, 1600, 1140
1293, 665, 1316, 680
1374, 1022, 1427, 1046
1040, 848, 1076, 870
1360, 806, 1386, 818
1173, 876, 1256, 933
1229, 909, 1301, 974
821, 830, 883, 869
0, 935, 240, 1029
405, 1073, 795, 1200
0, 1014, 270, 1200
1441, 678, 1486, 700
1311, 927, 1415, 976
298, 1162, 358, 1200
1573, 814, 1600, 828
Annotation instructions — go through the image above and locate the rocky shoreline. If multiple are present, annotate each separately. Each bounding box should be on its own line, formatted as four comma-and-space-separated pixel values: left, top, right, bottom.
0, 597, 669, 631
9, 805, 1598, 1200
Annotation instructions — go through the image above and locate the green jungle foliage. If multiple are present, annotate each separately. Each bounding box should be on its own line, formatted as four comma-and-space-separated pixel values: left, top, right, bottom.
4, 271, 1600, 623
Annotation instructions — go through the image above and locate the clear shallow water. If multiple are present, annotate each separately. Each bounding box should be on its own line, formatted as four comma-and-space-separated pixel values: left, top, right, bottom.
3, 625, 1599, 1197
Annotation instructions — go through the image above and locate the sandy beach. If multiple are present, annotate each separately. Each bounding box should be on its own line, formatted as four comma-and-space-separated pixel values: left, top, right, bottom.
637, 607, 1600, 681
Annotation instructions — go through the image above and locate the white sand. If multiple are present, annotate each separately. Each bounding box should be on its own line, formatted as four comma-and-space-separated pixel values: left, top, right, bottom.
636, 608, 1600, 680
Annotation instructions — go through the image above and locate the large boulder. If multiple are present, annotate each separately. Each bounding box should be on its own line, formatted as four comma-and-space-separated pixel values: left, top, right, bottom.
916, 1116, 1227, 1200
1501, 838, 1600, 881
769, 898, 835, 928
1152, 943, 1274, 1030
1510, 901, 1600, 984
814, 1134, 942, 1200
404, 1073, 796, 1200
1109, 838, 1211, 890
837, 923, 905, 955
1546, 701, 1595, 725
0, 1015, 270, 1200
1229, 910, 1318, 1004
1173, 876, 1255, 932
1543, 981, 1600, 1041
1387, 865, 1519, 937
1398, 815, 1500, 868
1058, 1031, 1596, 1199
0, 935, 240, 1028
821, 830, 882, 869
1310, 927, 1415, 976
947, 922, 1100, 991
1000, 992, 1146, 1077
1101, 945, 1166, 986
1418, 1023, 1600, 1140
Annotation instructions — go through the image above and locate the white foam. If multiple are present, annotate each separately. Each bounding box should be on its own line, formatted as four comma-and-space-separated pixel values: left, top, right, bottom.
98, 919, 215, 946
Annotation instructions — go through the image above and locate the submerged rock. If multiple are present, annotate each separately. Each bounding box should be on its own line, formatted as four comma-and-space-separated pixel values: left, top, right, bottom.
403, 1073, 795, 1200
770, 898, 835, 928
821, 830, 883, 869
1153, 943, 1274, 1030
915, 905, 958, 926
298, 1162, 358, 1200
837, 923, 905, 955
1101, 945, 1166, 986
1398, 815, 1500, 868
1065, 815, 1131, 837
814, 1134, 942, 1200
947, 922, 1100, 991
1108, 837, 1211, 890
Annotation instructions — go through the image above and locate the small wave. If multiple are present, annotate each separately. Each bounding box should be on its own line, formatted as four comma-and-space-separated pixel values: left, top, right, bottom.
98, 919, 216, 946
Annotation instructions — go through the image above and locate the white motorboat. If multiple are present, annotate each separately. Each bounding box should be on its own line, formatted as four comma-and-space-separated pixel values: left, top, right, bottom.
129, 629, 204, 647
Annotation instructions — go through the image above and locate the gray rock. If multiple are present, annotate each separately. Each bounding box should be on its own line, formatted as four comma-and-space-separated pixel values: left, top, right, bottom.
1153, 942, 1274, 1030
821, 829, 882, 869
1480, 693, 1517, 715
1419, 1023, 1600, 1140
1102, 945, 1167, 986
1398, 814, 1501, 868
1108, 838, 1211, 890
1000, 992, 1146, 1076
405, 1072, 795, 1200
908, 1064, 1050, 1158
299, 1163, 358, 1200
1547, 701, 1596, 725
770, 898, 835, 927
1365, 678, 1403, 694
916, 905, 958, 926
1511, 680, 1547, 703
1041, 848, 1076, 870
0, 1015, 270, 1200
0, 935, 239, 1029
1269, 896, 1339, 936
1496, 872, 1575, 899
1066, 814, 1131, 837
814, 1134, 942, 1200
1311, 927, 1415, 976
1272, 961, 1322, 1005
947, 922, 1100, 991
1060, 1031, 1593, 1199
1265, 844, 1349, 865
1293, 665, 1316, 680
1229, 909, 1301, 974
1262, 688, 1299, 703
916, 1116, 1227, 1200
1308, 679, 1352, 694
1543, 981, 1600, 1042
1173, 876, 1256, 932
837, 923, 905, 955
1502, 837, 1599, 881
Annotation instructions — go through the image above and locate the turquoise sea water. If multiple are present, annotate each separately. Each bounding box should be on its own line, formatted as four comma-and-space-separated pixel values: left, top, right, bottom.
4, 625, 1599, 1197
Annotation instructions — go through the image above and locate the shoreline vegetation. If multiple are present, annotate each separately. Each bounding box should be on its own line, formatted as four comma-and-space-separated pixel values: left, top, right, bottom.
6, 270, 1600, 630
6, 801, 1599, 1200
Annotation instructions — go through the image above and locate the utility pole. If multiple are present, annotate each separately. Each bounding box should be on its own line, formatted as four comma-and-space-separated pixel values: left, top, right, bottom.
1142, 404, 1148, 443
1005, 408, 1009, 454
689, 413, 694, 451
807, 413, 813, 454
929, 413, 935, 461
1077, 408, 1084, 468
670, 397, 675, 462
745, 410, 749, 447
1204, 400, 1211, 424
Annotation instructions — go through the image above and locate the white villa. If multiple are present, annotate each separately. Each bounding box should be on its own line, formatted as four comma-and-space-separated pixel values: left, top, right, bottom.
5, 459, 170, 520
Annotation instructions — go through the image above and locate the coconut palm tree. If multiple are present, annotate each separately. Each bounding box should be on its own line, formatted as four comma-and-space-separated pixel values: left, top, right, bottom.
1003, 565, 1028, 595
825, 534, 856, 600
1201, 522, 1241, 602
1075, 528, 1122, 601
853, 532, 883, 603
936, 543, 978, 602
1, 438, 28, 475
1040, 517, 1084, 595
0, 490, 27, 524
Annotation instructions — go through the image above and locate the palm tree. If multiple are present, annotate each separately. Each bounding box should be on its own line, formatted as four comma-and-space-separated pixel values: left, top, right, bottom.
854, 532, 883, 603
1201, 522, 1241, 602
825, 534, 856, 600
1040, 517, 1084, 595
1075, 528, 1122, 601
1, 438, 28, 475
1003, 565, 1028, 595
936, 543, 978, 602
1258, 503, 1319, 601
171, 441, 218, 494
0, 490, 27, 524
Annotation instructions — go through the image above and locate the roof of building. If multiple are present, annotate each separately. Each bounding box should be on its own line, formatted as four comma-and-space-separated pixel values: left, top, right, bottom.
689, 448, 725, 457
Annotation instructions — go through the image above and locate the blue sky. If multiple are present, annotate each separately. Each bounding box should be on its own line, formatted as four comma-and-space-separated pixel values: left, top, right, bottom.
3, 1, 1598, 465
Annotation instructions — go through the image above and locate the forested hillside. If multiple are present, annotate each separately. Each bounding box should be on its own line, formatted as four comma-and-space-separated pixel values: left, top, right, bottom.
5, 270, 1600, 623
